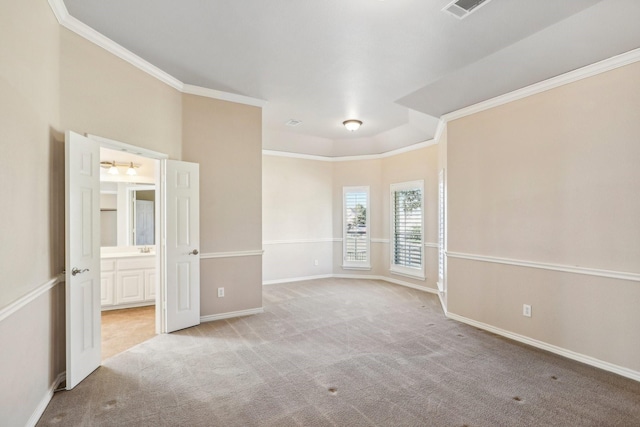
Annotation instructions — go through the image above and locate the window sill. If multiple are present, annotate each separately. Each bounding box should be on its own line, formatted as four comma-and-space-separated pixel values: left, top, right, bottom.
341, 265, 372, 271
389, 269, 425, 281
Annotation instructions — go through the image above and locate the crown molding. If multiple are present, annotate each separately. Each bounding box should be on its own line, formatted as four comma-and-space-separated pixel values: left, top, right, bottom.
442, 47, 640, 123
263, 137, 439, 162
47, 0, 266, 107
183, 84, 266, 108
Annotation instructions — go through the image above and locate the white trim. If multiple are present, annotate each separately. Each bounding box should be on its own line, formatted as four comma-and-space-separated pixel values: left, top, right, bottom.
60, 15, 183, 91
437, 290, 447, 314
0, 276, 62, 322
424, 242, 439, 248
88, 134, 169, 159
200, 307, 264, 323
447, 251, 640, 282
340, 266, 372, 271
263, 274, 439, 295
27, 371, 66, 427
183, 84, 266, 108
47, 1, 267, 107
263, 274, 334, 285
262, 138, 438, 162
263, 238, 339, 245
446, 312, 640, 383
200, 250, 264, 259
443, 47, 640, 123
101, 301, 154, 312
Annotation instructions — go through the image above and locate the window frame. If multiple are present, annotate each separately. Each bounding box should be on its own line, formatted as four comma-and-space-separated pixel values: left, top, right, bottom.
390, 180, 425, 280
342, 186, 371, 270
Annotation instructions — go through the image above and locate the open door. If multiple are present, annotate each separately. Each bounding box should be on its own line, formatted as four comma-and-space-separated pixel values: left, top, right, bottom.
164, 160, 200, 333
65, 131, 101, 389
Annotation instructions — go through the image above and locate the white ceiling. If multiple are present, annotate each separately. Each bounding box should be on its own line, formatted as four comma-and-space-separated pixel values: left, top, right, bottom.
63, 0, 640, 156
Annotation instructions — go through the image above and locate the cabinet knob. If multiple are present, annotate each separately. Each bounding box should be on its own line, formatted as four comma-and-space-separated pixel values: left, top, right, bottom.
189, 249, 199, 255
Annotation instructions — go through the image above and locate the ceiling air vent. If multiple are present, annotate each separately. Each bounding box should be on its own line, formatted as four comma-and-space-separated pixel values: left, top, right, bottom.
442, 0, 493, 19
285, 119, 303, 127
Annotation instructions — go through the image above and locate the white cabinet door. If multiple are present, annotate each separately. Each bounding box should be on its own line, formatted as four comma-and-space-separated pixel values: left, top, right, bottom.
117, 270, 145, 304
144, 269, 156, 301
100, 272, 115, 306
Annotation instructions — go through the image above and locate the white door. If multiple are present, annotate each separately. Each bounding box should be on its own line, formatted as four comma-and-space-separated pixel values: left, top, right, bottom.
135, 200, 155, 245
164, 160, 200, 333
65, 131, 101, 389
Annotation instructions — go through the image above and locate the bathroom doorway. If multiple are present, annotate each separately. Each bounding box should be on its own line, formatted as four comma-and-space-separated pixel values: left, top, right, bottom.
98, 145, 159, 360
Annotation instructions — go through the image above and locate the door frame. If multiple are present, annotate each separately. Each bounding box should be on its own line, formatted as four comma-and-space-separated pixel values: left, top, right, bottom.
88, 134, 169, 334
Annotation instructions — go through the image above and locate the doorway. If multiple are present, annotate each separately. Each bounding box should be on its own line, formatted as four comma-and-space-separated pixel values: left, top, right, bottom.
98, 144, 160, 360
66, 131, 201, 389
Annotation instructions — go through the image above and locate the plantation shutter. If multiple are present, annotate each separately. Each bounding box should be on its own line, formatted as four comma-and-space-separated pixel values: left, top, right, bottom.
393, 189, 422, 268
344, 190, 368, 263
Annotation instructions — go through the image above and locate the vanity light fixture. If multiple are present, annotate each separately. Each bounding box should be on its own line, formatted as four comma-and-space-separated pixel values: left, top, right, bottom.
107, 161, 119, 175
343, 119, 363, 132
126, 162, 137, 176
100, 161, 140, 176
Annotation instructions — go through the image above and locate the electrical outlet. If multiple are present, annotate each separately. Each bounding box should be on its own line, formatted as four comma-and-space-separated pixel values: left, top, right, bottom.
523, 304, 532, 317
314, 259, 319, 266
218, 287, 224, 298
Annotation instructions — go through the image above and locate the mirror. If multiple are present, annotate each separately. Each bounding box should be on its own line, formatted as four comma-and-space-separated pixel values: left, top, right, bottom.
100, 182, 155, 247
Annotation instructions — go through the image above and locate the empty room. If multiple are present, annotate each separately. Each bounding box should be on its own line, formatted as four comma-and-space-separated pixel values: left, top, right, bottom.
1, 0, 639, 426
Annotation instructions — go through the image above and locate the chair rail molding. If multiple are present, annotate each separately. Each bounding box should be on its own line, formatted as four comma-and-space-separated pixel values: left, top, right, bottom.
0, 275, 62, 322
447, 252, 640, 282
200, 250, 264, 260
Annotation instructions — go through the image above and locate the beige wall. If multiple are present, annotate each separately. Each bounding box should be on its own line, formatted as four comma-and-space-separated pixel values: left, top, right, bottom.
0, 0, 64, 424
0, 2, 262, 424
446, 62, 640, 372
263, 146, 441, 291
182, 94, 263, 316
263, 156, 333, 281
59, 29, 183, 160
0, 0, 61, 308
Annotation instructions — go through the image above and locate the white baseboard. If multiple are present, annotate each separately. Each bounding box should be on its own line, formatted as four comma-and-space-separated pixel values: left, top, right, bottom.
101, 301, 154, 311
27, 371, 66, 427
264, 274, 439, 295
446, 312, 640, 383
200, 307, 264, 323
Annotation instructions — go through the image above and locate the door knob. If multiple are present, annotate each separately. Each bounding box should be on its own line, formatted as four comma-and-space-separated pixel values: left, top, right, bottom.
71, 267, 90, 276
189, 249, 199, 255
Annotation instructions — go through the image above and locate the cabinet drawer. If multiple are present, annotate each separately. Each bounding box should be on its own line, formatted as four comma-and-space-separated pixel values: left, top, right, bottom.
101, 260, 116, 272
118, 257, 155, 270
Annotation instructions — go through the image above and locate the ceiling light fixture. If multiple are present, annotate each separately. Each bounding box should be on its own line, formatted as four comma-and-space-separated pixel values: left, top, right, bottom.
343, 119, 362, 132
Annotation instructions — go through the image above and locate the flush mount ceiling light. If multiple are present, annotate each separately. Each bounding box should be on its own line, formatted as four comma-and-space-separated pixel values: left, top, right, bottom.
343, 119, 363, 132
100, 161, 139, 176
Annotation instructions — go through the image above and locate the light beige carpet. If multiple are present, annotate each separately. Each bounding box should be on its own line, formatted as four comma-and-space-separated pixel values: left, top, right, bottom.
39, 278, 640, 426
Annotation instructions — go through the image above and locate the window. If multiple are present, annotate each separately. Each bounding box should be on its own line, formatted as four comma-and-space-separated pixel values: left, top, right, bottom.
343, 186, 370, 269
390, 180, 424, 279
